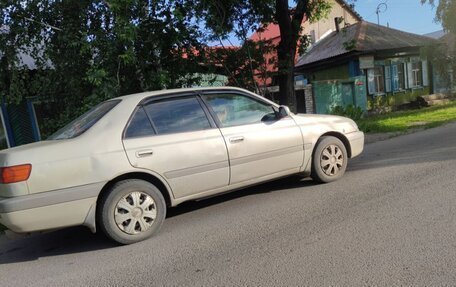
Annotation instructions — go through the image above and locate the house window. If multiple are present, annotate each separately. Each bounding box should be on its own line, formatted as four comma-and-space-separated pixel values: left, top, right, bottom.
374, 66, 385, 94
392, 63, 405, 91
367, 67, 385, 95
385, 66, 391, 92
397, 64, 405, 90
411, 61, 423, 87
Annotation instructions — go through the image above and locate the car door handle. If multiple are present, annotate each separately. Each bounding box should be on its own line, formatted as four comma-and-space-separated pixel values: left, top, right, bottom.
229, 136, 245, 143
136, 150, 154, 158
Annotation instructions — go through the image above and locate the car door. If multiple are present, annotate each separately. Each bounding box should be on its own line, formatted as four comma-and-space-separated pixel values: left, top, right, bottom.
200, 91, 304, 185
122, 95, 229, 199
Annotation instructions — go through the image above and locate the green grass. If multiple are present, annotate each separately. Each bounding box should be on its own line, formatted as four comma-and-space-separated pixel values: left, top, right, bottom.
358, 101, 456, 134
0, 224, 6, 232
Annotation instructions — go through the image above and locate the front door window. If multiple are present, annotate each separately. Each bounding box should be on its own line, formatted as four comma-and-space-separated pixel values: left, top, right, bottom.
202, 93, 276, 127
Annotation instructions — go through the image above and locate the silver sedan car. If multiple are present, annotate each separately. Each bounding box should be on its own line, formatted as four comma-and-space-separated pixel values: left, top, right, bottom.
0, 87, 364, 244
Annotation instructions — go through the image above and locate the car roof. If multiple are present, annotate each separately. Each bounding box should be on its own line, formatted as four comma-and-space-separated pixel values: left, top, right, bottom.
113, 86, 253, 102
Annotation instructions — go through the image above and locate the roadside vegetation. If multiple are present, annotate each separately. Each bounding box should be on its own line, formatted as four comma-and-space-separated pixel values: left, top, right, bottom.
0, 0, 345, 137
357, 101, 456, 133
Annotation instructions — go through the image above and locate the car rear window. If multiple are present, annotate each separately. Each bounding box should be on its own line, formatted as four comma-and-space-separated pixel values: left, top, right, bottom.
48, 100, 121, 140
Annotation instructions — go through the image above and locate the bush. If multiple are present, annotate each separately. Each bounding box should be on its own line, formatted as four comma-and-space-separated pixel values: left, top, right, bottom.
330, 105, 364, 121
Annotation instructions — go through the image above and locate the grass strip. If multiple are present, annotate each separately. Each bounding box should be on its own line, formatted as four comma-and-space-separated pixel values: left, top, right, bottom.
358, 101, 456, 133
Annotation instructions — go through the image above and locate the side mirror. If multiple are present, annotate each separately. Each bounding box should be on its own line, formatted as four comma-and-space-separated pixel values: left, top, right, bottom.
278, 105, 291, 118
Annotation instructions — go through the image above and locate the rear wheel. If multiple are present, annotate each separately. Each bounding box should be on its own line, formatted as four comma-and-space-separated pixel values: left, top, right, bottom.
97, 179, 166, 244
311, 136, 348, 183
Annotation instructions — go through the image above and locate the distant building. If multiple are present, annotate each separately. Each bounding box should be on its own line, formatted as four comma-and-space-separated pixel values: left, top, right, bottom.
250, 0, 362, 89
424, 30, 446, 39
295, 21, 435, 114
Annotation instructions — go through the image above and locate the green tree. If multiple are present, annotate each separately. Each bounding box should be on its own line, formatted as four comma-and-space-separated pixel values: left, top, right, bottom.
274, 0, 331, 111
0, 0, 206, 137
421, 0, 456, 92
194, 0, 332, 112
422, 0, 456, 33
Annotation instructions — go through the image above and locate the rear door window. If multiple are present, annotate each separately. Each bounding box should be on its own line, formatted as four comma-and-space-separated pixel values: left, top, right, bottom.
124, 107, 156, 138
143, 97, 211, 135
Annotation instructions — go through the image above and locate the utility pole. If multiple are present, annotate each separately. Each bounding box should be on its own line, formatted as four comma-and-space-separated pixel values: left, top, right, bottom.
376, 2, 388, 25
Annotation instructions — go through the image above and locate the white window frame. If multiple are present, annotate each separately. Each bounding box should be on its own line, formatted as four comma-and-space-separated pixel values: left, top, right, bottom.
367, 66, 386, 96
373, 66, 385, 95
411, 61, 422, 87
392, 63, 406, 92
385, 66, 392, 93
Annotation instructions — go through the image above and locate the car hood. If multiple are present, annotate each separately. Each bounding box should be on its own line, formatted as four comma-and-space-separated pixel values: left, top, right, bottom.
292, 113, 359, 134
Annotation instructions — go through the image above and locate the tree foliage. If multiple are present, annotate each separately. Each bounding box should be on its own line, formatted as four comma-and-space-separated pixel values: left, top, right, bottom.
203, 40, 274, 91
422, 0, 456, 33
421, 0, 456, 92
0, 0, 346, 138
0, 0, 207, 136
194, 0, 333, 111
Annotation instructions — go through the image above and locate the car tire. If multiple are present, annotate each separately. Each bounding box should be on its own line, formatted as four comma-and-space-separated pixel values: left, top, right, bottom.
97, 179, 166, 245
311, 136, 348, 183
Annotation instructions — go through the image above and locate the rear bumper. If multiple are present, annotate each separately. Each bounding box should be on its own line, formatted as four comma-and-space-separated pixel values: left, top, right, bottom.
0, 182, 103, 233
346, 131, 364, 158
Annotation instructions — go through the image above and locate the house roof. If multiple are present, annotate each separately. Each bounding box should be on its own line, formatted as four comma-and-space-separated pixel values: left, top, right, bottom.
250, 0, 362, 42
335, 0, 362, 22
424, 30, 446, 39
296, 21, 436, 68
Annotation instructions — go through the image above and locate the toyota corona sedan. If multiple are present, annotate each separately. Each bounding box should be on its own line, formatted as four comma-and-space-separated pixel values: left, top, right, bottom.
0, 87, 364, 244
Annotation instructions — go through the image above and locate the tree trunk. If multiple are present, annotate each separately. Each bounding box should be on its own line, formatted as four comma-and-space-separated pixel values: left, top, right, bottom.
277, 39, 297, 112
275, 0, 307, 113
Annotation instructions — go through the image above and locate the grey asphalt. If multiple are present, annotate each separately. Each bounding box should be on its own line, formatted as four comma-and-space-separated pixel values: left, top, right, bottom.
1, 122, 456, 286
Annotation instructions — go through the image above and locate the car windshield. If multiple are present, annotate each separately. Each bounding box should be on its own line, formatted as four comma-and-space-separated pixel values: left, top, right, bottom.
48, 100, 121, 140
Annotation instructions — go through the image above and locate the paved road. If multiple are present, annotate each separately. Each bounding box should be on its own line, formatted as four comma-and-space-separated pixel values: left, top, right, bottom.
1, 123, 456, 286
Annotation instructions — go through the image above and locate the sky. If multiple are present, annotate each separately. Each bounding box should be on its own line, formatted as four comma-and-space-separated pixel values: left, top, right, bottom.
354, 0, 442, 35
218, 0, 443, 46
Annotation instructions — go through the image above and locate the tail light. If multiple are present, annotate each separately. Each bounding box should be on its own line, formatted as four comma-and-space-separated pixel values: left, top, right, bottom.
0, 164, 32, 184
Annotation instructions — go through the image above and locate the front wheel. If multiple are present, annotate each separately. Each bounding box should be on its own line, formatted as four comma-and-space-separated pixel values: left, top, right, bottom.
97, 179, 166, 245
311, 136, 348, 183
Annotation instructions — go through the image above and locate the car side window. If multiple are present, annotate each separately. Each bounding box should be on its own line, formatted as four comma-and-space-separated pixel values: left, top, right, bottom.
143, 97, 211, 135
124, 107, 156, 138
202, 93, 276, 127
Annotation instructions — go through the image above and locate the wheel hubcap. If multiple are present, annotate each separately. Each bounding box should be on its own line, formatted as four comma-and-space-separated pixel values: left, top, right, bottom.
114, 191, 157, 235
320, 144, 344, 176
